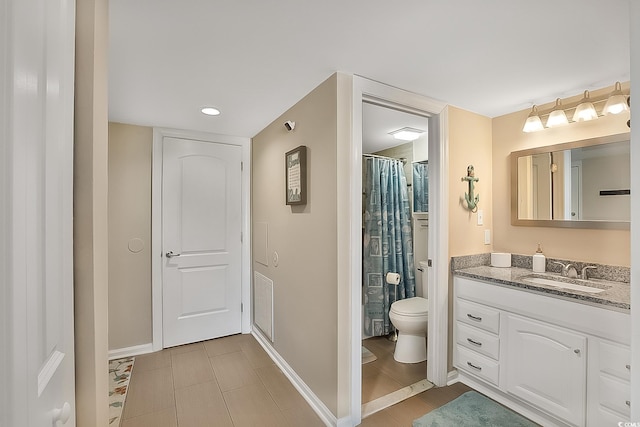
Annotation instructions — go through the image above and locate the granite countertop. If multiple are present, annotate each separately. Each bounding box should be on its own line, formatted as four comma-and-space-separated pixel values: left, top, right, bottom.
454, 265, 630, 312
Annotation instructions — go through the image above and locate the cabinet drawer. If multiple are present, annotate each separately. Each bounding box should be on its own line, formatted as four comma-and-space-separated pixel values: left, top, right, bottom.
598, 340, 631, 381
456, 345, 499, 386
599, 375, 630, 417
456, 322, 500, 360
456, 298, 500, 334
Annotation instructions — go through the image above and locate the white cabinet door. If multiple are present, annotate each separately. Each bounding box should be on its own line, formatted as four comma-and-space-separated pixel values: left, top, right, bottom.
162, 138, 243, 347
506, 314, 586, 426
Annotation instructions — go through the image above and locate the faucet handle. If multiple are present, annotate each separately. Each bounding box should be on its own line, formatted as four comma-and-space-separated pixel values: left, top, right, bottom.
552, 261, 575, 277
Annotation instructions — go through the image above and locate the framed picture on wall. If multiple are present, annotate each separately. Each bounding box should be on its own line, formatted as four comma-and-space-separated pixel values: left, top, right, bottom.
285, 145, 307, 205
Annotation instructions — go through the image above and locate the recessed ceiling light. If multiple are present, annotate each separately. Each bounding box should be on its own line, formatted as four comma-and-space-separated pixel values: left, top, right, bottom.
389, 127, 426, 142
201, 107, 220, 116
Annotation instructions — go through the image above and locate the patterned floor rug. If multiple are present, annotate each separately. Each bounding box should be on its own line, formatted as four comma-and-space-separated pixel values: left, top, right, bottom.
108, 357, 135, 426
413, 391, 538, 427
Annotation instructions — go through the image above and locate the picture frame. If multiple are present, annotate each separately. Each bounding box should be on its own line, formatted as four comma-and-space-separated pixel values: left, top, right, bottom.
285, 145, 307, 205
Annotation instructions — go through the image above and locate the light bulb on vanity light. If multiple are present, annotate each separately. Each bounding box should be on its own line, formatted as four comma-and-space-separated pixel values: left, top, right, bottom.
546, 98, 569, 128
522, 105, 544, 132
602, 82, 629, 115
573, 90, 598, 122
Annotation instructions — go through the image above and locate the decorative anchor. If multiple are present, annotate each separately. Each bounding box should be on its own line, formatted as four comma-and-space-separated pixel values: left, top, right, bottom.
461, 164, 480, 212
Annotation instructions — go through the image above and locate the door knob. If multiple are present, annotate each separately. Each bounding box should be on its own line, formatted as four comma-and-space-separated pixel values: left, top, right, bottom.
53, 402, 71, 424
166, 251, 181, 258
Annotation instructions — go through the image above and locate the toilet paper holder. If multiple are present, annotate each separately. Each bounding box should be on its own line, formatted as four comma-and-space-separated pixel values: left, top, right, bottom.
386, 272, 401, 285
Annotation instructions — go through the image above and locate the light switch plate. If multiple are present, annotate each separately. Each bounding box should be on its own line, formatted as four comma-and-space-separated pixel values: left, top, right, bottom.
477, 209, 483, 226
484, 229, 491, 245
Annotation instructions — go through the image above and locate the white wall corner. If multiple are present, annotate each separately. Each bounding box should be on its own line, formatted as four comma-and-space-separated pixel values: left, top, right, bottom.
629, 0, 640, 421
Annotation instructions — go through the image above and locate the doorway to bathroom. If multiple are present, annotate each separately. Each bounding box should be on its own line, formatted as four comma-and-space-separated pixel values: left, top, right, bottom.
345, 76, 449, 425
360, 101, 433, 414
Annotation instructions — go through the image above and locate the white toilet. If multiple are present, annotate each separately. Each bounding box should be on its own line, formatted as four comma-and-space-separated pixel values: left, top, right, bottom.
389, 262, 429, 363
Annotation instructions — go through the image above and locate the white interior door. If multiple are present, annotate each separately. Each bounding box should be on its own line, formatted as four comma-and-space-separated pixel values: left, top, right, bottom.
162, 137, 243, 347
2, 0, 76, 424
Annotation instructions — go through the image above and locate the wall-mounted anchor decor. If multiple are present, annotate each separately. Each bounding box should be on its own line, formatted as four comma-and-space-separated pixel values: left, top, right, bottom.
461, 164, 479, 212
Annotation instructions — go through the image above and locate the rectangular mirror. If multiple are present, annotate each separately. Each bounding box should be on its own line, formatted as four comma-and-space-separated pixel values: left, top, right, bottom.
511, 133, 630, 229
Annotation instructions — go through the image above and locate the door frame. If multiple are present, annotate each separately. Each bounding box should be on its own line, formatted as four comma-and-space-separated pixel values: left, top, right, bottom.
347, 76, 449, 423
151, 128, 251, 351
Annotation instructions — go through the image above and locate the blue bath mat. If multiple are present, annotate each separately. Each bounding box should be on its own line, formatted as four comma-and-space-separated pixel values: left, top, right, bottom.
413, 391, 538, 427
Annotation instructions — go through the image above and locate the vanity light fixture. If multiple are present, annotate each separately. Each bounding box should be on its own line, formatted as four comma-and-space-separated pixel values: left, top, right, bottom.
573, 91, 598, 122
545, 99, 569, 128
389, 127, 425, 141
522, 82, 629, 132
602, 82, 629, 115
201, 107, 221, 116
522, 106, 544, 132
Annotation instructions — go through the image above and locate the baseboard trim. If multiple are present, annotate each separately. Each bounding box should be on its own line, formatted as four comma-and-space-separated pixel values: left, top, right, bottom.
108, 343, 154, 360
251, 329, 337, 427
446, 369, 459, 385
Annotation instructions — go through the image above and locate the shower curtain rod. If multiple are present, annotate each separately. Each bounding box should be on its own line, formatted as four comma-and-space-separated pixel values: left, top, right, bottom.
362, 153, 407, 164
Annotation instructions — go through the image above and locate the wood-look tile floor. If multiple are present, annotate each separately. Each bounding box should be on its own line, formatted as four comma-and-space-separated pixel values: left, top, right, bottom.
121, 333, 472, 427
120, 334, 324, 427
362, 336, 430, 403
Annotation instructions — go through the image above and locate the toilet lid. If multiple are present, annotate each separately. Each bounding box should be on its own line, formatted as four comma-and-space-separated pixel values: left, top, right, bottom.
391, 297, 429, 316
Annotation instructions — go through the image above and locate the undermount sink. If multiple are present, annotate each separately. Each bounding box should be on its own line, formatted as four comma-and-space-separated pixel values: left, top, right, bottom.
521, 274, 610, 294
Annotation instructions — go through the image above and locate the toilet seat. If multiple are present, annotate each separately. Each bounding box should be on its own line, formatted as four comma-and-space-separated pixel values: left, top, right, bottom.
390, 297, 429, 317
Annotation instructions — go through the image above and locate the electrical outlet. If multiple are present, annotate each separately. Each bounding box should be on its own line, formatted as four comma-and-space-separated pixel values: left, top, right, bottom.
484, 229, 491, 245
477, 209, 483, 226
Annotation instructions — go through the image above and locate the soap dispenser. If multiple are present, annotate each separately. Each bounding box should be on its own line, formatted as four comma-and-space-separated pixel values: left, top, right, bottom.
532, 243, 546, 273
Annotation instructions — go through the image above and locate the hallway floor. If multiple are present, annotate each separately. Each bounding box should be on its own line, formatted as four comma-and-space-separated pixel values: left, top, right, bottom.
120, 333, 472, 427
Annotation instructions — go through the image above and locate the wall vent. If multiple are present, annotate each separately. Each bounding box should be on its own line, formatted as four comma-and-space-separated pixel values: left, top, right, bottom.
254, 272, 274, 341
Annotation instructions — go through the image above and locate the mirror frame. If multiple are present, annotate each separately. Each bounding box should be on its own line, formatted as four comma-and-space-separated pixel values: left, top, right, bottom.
510, 132, 630, 230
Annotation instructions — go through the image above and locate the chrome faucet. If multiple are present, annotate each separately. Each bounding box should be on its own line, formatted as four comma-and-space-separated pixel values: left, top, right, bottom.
552, 261, 578, 279
581, 266, 597, 280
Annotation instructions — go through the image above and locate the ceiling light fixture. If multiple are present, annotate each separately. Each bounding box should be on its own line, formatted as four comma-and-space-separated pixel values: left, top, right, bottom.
522, 82, 629, 132
389, 127, 426, 142
201, 107, 221, 116
522, 106, 544, 132
546, 99, 568, 128
602, 81, 629, 115
572, 91, 598, 122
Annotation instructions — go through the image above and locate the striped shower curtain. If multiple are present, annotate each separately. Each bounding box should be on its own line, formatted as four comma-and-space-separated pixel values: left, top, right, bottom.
363, 157, 415, 337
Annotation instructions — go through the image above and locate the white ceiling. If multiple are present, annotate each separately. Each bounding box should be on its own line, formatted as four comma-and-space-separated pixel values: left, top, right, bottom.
109, 0, 630, 139
362, 103, 429, 154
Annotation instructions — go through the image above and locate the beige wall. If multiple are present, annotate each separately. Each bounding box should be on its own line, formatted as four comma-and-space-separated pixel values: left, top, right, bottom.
492, 83, 631, 266
448, 106, 494, 257
108, 123, 153, 350
446, 106, 493, 370
252, 74, 339, 415
74, 0, 109, 424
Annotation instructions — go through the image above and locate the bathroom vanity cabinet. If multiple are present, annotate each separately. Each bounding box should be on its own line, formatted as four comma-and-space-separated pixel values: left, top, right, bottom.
453, 276, 630, 427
